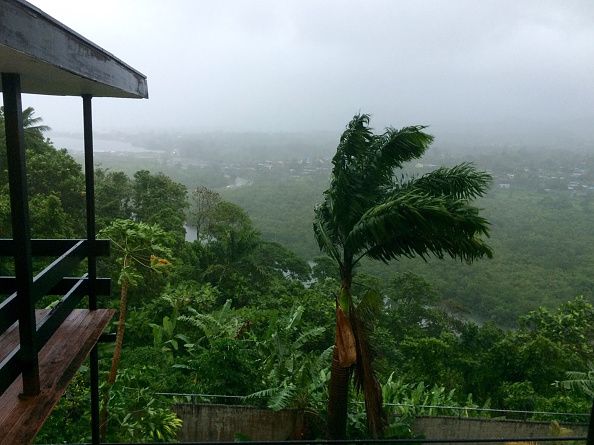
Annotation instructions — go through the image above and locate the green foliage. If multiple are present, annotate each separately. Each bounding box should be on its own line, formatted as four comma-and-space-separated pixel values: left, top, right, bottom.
29, 194, 76, 238
132, 169, 188, 239
95, 168, 133, 229
14, 109, 594, 442
382, 374, 482, 418
100, 219, 174, 288
314, 114, 492, 268
0, 113, 85, 239
253, 241, 310, 280
519, 296, 594, 361
347, 374, 483, 439
103, 368, 182, 443
26, 145, 85, 229
178, 299, 242, 343
35, 370, 91, 444
90, 136, 594, 325
314, 113, 492, 438
189, 185, 222, 239
185, 337, 260, 396
499, 381, 537, 412
248, 305, 331, 412
560, 364, 594, 398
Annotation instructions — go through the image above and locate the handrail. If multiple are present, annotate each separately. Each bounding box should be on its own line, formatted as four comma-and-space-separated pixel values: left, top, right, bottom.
0, 240, 87, 335
0, 238, 110, 256
0, 275, 111, 395
0, 238, 111, 396
31, 240, 87, 301
0, 239, 110, 333
0, 277, 110, 334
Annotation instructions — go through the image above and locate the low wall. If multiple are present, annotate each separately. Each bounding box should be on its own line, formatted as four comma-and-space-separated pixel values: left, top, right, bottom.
173, 405, 588, 443
173, 403, 304, 442
413, 416, 588, 443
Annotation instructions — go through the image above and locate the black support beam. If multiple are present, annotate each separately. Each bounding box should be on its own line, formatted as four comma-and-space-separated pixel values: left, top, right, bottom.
83, 94, 101, 445
1, 72, 39, 396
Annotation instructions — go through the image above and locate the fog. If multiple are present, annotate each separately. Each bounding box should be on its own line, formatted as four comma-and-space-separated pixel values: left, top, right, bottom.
18, 0, 594, 146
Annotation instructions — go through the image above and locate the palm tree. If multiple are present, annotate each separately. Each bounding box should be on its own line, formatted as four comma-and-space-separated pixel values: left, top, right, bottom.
313, 114, 493, 439
0, 106, 50, 139
22, 107, 50, 139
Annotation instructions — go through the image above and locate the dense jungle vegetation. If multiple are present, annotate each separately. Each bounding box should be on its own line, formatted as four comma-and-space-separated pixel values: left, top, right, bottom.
2, 110, 594, 442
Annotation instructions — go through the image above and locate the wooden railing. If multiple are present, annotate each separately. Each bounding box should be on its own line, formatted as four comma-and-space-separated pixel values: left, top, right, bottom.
0, 238, 111, 395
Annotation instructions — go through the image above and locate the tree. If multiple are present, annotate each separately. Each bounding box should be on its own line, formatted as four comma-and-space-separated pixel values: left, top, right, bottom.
98, 219, 173, 439
313, 114, 492, 438
0, 109, 85, 238
519, 296, 594, 362
132, 170, 187, 239
0, 106, 50, 142
21, 106, 51, 140
190, 185, 221, 240
200, 201, 265, 302
95, 169, 133, 229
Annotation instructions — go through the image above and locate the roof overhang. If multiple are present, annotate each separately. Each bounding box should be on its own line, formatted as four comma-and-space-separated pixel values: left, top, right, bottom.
0, 0, 148, 98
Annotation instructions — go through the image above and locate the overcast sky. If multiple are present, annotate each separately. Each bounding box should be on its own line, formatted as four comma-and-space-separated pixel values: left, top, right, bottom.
18, 0, 594, 140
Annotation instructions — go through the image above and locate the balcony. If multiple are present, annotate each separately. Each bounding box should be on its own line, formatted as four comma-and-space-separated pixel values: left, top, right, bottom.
0, 0, 147, 443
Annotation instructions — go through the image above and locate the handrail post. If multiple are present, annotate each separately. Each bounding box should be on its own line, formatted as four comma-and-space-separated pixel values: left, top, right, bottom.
586, 400, 594, 445
2, 72, 40, 396
83, 94, 101, 444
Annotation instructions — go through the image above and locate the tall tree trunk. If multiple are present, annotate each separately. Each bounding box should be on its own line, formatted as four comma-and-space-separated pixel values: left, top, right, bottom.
100, 273, 129, 440
327, 346, 351, 439
352, 310, 385, 438
328, 275, 357, 439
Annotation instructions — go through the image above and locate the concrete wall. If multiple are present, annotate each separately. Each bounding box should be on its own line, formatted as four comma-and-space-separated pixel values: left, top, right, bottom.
173, 404, 304, 442
413, 416, 588, 443
173, 405, 587, 444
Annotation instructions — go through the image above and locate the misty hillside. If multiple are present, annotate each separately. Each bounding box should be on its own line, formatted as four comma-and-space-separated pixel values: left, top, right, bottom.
59, 134, 594, 327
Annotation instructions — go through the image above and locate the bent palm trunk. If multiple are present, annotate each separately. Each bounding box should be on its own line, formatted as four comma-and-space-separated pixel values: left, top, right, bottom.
327, 345, 352, 439
352, 310, 385, 438
328, 282, 357, 439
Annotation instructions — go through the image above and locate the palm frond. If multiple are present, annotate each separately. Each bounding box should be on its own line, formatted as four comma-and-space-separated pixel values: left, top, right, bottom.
317, 116, 437, 253
335, 114, 374, 163
246, 384, 297, 411
22, 107, 50, 137
346, 190, 492, 263
268, 384, 297, 411
322, 114, 381, 239
401, 163, 491, 200
313, 210, 343, 265
365, 126, 434, 187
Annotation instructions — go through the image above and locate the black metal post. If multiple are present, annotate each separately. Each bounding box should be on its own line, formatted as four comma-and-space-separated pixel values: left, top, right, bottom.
1, 72, 40, 396
586, 400, 594, 445
83, 94, 100, 444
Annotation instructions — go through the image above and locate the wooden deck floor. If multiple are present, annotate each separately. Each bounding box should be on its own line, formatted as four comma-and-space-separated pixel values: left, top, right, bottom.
0, 308, 114, 445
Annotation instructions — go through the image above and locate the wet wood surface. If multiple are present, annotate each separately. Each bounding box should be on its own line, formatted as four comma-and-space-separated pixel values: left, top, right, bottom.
0, 308, 113, 444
